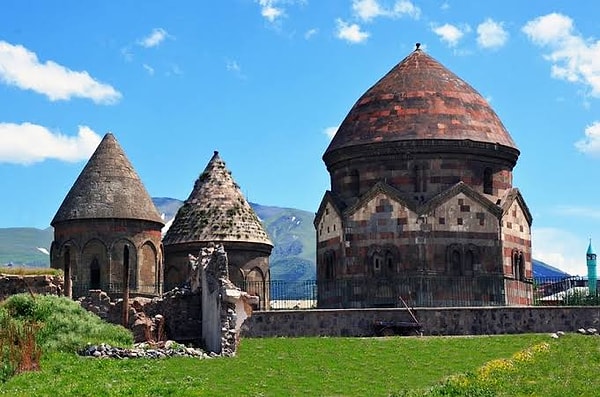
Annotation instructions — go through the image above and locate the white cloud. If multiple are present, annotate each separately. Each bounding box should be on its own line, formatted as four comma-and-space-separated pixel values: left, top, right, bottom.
226, 60, 241, 73
523, 13, 600, 97
432, 23, 468, 47
352, 0, 420, 22
226, 59, 246, 79
138, 28, 169, 48
522, 13, 573, 46
257, 0, 306, 24
336, 19, 370, 44
142, 64, 155, 76
532, 227, 588, 276
477, 18, 508, 49
304, 28, 318, 40
0, 123, 101, 164
324, 125, 339, 140
575, 121, 600, 155
0, 41, 121, 104
120, 46, 133, 62
554, 204, 600, 219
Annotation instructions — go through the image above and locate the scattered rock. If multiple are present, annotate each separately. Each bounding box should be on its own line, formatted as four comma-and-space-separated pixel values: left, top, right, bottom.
78, 341, 216, 360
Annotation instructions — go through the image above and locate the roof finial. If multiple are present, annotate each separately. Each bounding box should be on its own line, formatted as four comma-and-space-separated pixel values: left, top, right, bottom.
415, 42, 421, 51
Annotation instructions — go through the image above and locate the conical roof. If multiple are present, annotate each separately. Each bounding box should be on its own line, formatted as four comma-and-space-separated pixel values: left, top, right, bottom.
587, 240, 595, 255
51, 133, 163, 226
325, 48, 518, 156
163, 151, 272, 247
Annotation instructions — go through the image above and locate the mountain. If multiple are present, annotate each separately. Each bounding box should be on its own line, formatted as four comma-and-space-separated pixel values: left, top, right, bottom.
0, 200, 571, 292
0, 227, 53, 267
153, 198, 316, 286
532, 259, 571, 281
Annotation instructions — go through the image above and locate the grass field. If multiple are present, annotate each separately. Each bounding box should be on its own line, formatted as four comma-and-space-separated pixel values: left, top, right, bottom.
3, 333, 597, 396
0, 295, 598, 396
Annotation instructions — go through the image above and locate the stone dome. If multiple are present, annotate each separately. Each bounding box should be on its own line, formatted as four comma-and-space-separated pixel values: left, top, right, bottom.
163, 151, 272, 247
325, 48, 518, 159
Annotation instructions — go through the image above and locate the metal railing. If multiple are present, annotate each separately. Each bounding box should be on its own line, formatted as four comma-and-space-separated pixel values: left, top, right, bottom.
251, 276, 599, 310
68, 276, 599, 309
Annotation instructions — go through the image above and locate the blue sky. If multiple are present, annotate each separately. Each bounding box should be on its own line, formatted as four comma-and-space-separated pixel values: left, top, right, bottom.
1, 1, 599, 275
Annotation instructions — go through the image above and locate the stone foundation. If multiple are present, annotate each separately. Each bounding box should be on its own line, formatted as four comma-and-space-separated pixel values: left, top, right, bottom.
242, 306, 600, 337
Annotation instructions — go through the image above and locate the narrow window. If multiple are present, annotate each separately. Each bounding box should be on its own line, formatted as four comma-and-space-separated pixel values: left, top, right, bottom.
64, 247, 71, 279
413, 165, 427, 193
451, 250, 462, 276
373, 255, 382, 273
90, 258, 100, 290
483, 168, 493, 194
325, 251, 336, 280
511, 250, 520, 279
413, 165, 420, 193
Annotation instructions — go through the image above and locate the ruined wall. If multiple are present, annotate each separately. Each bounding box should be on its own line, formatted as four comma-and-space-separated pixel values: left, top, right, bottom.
0, 274, 63, 301
242, 306, 600, 338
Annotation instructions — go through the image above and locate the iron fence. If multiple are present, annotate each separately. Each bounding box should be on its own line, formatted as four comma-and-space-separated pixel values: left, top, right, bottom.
67, 276, 599, 309
248, 276, 599, 310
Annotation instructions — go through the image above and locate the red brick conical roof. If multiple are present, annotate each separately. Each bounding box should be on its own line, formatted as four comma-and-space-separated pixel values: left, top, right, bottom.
51, 133, 163, 226
325, 49, 517, 156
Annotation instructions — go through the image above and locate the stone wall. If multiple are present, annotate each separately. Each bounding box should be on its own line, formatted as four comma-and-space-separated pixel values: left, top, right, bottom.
242, 306, 600, 337
0, 274, 63, 301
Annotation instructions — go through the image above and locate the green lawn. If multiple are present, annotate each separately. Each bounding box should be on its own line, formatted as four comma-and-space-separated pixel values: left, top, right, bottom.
1, 333, 577, 397
1, 295, 598, 397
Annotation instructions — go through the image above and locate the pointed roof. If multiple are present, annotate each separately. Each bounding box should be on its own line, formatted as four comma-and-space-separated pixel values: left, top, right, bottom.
325, 48, 518, 157
587, 240, 595, 256
162, 151, 272, 247
51, 133, 163, 226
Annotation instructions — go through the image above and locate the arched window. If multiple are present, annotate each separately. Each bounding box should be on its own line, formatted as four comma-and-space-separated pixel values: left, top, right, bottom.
451, 250, 462, 276
465, 250, 474, 274
64, 247, 71, 277
483, 168, 493, 195
385, 251, 394, 273
324, 251, 336, 280
511, 250, 521, 279
518, 252, 525, 280
90, 258, 100, 290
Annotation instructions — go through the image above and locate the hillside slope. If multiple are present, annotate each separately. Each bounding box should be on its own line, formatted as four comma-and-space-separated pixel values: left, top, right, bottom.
0, 227, 53, 266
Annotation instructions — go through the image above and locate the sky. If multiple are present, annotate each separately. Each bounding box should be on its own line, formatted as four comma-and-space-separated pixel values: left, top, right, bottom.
1, 0, 599, 275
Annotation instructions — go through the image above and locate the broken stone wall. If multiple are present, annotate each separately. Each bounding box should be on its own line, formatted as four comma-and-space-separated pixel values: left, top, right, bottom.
0, 274, 63, 301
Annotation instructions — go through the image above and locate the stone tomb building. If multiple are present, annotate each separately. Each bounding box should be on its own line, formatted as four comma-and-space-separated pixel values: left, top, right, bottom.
163, 151, 273, 309
50, 133, 165, 298
315, 48, 533, 308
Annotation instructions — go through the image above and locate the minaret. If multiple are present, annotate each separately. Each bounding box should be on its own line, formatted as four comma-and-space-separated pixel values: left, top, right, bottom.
586, 239, 597, 295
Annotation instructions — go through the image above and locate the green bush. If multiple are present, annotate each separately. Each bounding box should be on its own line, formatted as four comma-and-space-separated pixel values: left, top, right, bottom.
1, 294, 133, 353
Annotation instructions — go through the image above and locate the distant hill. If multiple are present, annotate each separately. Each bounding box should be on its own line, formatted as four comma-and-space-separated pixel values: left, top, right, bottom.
0, 201, 570, 292
153, 198, 316, 287
532, 259, 570, 281
0, 227, 53, 267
